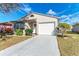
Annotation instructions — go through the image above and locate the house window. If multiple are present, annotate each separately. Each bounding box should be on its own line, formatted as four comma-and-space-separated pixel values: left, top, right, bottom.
30, 14, 34, 17
14, 22, 25, 30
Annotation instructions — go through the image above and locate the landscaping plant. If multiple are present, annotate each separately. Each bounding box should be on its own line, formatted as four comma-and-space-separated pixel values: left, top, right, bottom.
5, 28, 13, 35
25, 29, 33, 35
58, 23, 71, 37
0, 28, 6, 40
15, 29, 23, 36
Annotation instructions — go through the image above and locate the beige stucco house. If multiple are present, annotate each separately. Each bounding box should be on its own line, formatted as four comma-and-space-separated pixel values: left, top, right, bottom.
22, 12, 58, 35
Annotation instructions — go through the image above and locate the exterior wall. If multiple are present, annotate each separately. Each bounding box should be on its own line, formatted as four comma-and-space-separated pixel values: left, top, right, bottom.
34, 14, 57, 23
24, 22, 31, 29
25, 13, 58, 27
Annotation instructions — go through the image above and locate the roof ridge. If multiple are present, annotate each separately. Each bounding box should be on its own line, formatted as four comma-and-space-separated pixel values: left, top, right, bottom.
30, 12, 58, 18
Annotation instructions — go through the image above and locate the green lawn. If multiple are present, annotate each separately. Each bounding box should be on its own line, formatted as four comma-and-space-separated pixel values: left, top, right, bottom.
57, 34, 79, 56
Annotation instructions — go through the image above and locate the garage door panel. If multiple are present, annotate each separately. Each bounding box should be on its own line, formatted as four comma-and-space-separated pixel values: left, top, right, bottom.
38, 23, 55, 35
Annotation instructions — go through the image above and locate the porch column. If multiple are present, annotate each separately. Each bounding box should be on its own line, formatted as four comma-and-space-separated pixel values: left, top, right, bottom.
23, 29, 25, 36
23, 23, 26, 36
13, 24, 16, 36
23, 22, 30, 36
13, 31, 16, 36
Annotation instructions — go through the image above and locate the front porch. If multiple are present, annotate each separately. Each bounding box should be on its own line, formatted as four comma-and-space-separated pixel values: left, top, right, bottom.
26, 19, 37, 35
13, 19, 37, 36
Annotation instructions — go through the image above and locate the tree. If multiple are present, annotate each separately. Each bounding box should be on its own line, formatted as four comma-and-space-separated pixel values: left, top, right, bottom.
58, 23, 71, 37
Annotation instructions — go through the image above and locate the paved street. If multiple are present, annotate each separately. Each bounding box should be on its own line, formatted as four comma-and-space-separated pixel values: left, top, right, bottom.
0, 35, 60, 56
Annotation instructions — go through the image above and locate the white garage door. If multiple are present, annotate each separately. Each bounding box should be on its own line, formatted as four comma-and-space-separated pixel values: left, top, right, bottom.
38, 23, 55, 35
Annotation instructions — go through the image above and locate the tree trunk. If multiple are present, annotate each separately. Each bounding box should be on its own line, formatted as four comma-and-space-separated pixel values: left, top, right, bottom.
61, 32, 64, 37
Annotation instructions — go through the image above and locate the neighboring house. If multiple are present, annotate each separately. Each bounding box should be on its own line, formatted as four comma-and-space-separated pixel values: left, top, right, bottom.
72, 26, 79, 33
0, 22, 14, 34
22, 12, 58, 35
0, 22, 13, 31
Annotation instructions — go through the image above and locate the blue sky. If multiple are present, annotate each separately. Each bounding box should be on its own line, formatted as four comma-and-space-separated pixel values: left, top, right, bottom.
0, 3, 79, 25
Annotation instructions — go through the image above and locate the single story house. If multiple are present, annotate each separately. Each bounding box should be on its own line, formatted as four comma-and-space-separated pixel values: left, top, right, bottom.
0, 12, 58, 36
22, 12, 58, 35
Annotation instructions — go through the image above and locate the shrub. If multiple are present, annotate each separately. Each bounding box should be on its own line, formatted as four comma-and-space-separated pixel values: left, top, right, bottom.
15, 29, 23, 36
57, 23, 71, 37
59, 23, 71, 30
25, 29, 33, 35
5, 28, 14, 34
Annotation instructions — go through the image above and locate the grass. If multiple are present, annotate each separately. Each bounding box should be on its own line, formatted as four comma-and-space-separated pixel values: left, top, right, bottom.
0, 35, 31, 51
57, 33, 79, 56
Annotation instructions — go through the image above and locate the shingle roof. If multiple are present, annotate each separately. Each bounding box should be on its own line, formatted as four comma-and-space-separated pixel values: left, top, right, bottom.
31, 12, 58, 19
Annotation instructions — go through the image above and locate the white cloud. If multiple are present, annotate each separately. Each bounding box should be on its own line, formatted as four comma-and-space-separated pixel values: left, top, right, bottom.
24, 7, 32, 13
20, 4, 32, 13
60, 15, 68, 19
59, 12, 79, 25
68, 14, 72, 17
59, 15, 71, 24
47, 9, 56, 15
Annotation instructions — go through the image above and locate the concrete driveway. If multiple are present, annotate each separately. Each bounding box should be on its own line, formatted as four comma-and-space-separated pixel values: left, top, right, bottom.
0, 35, 60, 56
